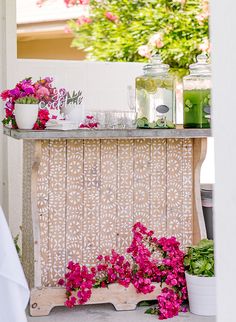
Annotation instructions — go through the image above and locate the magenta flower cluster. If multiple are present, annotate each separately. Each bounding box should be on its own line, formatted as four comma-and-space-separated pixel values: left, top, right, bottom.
79, 115, 99, 128
59, 222, 187, 320
59, 261, 96, 306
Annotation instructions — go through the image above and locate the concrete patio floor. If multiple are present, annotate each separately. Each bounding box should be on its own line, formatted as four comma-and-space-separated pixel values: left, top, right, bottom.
27, 304, 216, 322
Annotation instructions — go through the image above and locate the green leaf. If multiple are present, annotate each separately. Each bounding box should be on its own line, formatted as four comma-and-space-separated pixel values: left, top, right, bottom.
139, 300, 157, 307
184, 239, 214, 277
145, 307, 158, 315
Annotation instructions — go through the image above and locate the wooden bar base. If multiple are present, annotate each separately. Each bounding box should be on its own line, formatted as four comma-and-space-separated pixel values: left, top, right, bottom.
30, 283, 161, 317
2, 128, 210, 317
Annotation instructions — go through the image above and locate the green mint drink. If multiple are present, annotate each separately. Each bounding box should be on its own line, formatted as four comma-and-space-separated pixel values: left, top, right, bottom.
184, 89, 211, 128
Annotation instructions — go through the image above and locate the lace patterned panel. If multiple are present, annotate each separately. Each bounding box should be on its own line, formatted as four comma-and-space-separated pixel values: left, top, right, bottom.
37, 138, 193, 286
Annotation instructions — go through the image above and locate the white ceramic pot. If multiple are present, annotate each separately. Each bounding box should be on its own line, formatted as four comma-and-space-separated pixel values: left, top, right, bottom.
185, 271, 216, 316
14, 103, 39, 130
62, 104, 85, 124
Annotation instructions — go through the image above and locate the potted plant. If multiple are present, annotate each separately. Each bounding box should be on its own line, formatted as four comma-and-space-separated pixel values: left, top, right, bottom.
184, 239, 215, 316
0, 77, 62, 130
14, 96, 39, 130
62, 90, 85, 125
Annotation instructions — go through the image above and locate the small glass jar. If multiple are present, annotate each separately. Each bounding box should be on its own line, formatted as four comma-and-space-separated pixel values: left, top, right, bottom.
183, 54, 211, 128
135, 55, 175, 129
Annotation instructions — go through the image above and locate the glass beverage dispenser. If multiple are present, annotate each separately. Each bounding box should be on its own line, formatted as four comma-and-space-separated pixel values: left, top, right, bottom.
183, 54, 211, 128
135, 55, 175, 129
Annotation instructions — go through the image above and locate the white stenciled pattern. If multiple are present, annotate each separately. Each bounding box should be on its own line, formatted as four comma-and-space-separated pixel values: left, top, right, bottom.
37, 139, 193, 286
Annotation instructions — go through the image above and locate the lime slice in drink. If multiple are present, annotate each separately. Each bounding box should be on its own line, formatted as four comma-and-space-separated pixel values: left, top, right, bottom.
166, 120, 175, 129
144, 79, 158, 93
156, 119, 165, 128
185, 99, 192, 108
136, 78, 145, 90
149, 122, 156, 128
137, 117, 148, 128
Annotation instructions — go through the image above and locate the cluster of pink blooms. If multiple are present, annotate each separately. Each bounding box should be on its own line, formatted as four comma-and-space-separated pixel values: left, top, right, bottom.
196, 0, 209, 24
199, 38, 210, 53
58, 261, 96, 306
157, 287, 187, 320
0, 77, 59, 129
76, 16, 92, 25
33, 109, 50, 130
105, 11, 119, 23
59, 222, 187, 320
79, 115, 99, 128
64, 0, 89, 7
138, 33, 164, 59
96, 250, 132, 288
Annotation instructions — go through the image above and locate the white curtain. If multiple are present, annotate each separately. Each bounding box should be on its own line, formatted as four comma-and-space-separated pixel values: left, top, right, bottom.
0, 207, 29, 322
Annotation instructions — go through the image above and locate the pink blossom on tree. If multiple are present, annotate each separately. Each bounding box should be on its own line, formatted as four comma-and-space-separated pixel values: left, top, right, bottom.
105, 11, 119, 23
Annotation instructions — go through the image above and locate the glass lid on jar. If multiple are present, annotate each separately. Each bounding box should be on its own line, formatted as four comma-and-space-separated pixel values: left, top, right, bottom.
189, 53, 211, 75
143, 54, 170, 74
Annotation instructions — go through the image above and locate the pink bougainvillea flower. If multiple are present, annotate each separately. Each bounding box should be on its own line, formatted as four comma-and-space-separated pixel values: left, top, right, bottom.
0, 90, 10, 101
58, 279, 65, 286
105, 11, 119, 23
33, 108, 49, 130
86, 115, 94, 120
138, 45, 151, 59
58, 222, 187, 319
79, 115, 99, 128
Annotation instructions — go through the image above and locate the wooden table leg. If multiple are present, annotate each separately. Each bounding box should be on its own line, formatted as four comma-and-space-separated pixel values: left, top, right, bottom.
193, 138, 207, 243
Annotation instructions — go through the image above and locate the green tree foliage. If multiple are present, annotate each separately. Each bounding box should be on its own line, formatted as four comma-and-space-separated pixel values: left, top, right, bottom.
67, 0, 209, 73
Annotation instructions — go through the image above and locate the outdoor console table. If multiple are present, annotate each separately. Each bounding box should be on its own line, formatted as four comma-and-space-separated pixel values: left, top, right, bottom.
4, 127, 211, 316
